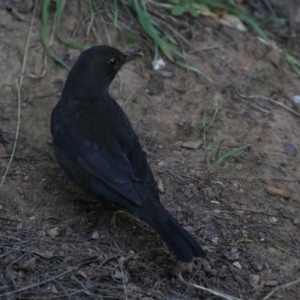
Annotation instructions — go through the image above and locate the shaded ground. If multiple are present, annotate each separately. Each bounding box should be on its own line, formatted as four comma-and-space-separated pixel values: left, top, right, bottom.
0, 1, 300, 299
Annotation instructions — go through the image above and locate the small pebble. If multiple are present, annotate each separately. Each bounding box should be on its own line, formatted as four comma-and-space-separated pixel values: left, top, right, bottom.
236, 164, 243, 171
233, 261, 242, 269
91, 230, 99, 240
293, 218, 300, 225
157, 161, 167, 167
48, 286, 58, 293
158, 71, 173, 78
269, 216, 279, 224
211, 236, 219, 245
222, 250, 239, 261
157, 178, 164, 193
283, 142, 297, 156
248, 274, 260, 288
251, 261, 266, 272
182, 141, 202, 150
46, 227, 60, 238
118, 256, 125, 264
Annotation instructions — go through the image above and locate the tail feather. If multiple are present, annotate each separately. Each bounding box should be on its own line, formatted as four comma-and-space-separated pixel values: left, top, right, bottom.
142, 204, 206, 262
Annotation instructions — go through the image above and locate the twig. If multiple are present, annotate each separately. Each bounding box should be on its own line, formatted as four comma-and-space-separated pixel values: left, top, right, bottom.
120, 264, 128, 300
151, 14, 197, 51
262, 277, 300, 300
236, 92, 300, 118
240, 98, 270, 114
0, 0, 38, 188
178, 272, 241, 300
190, 41, 237, 53
4, 257, 98, 296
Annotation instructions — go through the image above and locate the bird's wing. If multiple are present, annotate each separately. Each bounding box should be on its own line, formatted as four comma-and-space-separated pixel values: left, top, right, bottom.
51, 108, 143, 206
76, 141, 142, 206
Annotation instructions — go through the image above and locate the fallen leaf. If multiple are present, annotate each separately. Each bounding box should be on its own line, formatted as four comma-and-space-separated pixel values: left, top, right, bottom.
46, 227, 60, 238
219, 14, 247, 32
265, 186, 291, 200
76, 270, 88, 279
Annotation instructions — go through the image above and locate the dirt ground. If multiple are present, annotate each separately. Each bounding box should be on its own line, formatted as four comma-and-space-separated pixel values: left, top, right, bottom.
1, 1, 300, 299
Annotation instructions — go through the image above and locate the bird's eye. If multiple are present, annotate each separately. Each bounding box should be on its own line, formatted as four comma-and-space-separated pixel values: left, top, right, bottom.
109, 58, 119, 67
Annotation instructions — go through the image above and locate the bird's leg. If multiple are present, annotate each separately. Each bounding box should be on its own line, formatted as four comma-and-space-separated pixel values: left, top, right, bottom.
72, 198, 102, 210
81, 209, 103, 240
80, 201, 117, 240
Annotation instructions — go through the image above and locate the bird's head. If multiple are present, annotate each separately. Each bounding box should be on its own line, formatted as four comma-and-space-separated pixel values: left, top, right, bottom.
62, 45, 143, 99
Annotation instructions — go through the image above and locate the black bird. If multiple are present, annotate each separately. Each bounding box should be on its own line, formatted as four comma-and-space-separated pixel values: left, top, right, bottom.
51, 45, 206, 262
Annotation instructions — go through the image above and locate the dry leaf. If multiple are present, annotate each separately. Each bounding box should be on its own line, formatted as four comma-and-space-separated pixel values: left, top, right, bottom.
265, 186, 291, 200
219, 14, 247, 32
46, 227, 60, 238
76, 270, 88, 279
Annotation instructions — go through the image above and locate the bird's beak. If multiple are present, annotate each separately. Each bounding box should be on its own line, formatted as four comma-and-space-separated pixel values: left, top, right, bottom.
123, 50, 143, 63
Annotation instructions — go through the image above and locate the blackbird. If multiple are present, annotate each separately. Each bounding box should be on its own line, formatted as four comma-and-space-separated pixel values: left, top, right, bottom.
51, 45, 206, 262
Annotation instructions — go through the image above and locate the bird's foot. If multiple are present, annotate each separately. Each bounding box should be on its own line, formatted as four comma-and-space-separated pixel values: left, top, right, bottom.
80, 210, 103, 240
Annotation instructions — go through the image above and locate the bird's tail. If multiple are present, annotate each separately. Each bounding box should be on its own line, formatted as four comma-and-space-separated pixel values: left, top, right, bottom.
140, 200, 206, 262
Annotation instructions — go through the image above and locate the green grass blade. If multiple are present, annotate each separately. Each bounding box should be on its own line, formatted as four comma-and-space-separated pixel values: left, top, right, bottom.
194, 0, 268, 40
282, 51, 300, 78
214, 139, 226, 162
41, 0, 50, 43
130, 0, 181, 61
54, 0, 65, 28
236, 238, 254, 243
56, 33, 90, 51
41, 0, 69, 68
55, 0, 89, 52
212, 143, 251, 169
176, 61, 212, 81
45, 47, 69, 69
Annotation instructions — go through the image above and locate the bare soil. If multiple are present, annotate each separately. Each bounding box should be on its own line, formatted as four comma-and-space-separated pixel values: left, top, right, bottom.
1, 1, 300, 299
